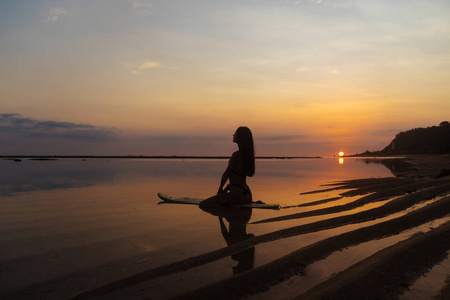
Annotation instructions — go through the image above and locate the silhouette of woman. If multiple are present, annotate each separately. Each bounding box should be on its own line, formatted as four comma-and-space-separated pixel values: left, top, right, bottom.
219, 210, 255, 274
199, 203, 255, 274
200, 127, 255, 208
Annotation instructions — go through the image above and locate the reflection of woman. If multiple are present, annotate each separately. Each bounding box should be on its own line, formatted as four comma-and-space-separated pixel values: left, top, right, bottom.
200, 205, 255, 275
219, 209, 255, 274
200, 127, 255, 208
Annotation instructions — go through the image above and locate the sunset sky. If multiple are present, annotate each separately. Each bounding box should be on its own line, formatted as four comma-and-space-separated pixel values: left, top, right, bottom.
1, 0, 449, 156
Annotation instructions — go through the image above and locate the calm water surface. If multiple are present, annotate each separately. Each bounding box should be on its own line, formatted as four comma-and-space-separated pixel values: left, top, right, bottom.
0, 158, 395, 299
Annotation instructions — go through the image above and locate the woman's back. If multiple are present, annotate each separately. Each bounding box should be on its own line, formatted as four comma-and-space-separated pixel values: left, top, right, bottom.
228, 151, 247, 187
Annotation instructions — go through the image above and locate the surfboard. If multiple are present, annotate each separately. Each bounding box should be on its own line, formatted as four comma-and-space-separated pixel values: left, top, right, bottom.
157, 193, 280, 210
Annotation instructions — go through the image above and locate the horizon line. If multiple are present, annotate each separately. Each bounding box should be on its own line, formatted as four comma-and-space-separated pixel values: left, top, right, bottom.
1, 155, 323, 160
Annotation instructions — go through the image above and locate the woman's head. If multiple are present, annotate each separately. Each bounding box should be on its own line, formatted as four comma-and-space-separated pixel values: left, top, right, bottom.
234, 126, 255, 177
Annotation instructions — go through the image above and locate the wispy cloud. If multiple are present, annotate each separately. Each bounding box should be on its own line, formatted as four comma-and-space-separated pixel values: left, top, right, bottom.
329, 68, 339, 74
258, 135, 307, 142
46, 7, 68, 22
0, 114, 117, 140
132, 61, 162, 74
287, 0, 324, 5
296, 67, 308, 72
132, 0, 153, 15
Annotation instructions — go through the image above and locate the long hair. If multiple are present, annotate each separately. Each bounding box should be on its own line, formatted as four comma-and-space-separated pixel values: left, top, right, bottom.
235, 126, 255, 177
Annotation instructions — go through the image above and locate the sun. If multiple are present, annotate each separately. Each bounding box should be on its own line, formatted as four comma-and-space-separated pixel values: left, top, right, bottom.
338, 151, 344, 157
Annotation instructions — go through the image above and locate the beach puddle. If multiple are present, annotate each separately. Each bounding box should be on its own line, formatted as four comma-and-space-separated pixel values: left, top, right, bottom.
248, 215, 450, 300
251, 204, 401, 268
399, 250, 450, 300
89, 256, 238, 300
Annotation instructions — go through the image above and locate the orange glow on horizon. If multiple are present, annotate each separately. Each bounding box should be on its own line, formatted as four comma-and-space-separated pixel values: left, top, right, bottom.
339, 151, 344, 157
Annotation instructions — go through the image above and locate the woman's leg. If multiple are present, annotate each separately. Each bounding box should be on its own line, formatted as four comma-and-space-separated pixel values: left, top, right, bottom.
199, 191, 244, 209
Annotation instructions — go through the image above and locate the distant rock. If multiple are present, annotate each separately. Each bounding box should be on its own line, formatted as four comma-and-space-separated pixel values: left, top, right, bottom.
29, 158, 58, 161
357, 121, 450, 156
3, 158, 22, 162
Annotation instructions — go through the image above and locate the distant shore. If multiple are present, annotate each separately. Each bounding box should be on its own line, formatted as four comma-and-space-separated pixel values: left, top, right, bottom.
1, 155, 322, 160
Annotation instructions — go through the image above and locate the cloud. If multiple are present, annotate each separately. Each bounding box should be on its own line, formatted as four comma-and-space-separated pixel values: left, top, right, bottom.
132, 61, 162, 74
329, 68, 339, 74
132, 0, 153, 15
46, 7, 68, 22
0, 113, 19, 118
287, 0, 324, 5
296, 67, 308, 72
258, 135, 307, 142
0, 114, 118, 140
0, 115, 327, 156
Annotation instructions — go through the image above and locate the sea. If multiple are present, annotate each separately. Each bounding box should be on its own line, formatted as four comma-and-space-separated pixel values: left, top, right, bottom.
0, 157, 416, 299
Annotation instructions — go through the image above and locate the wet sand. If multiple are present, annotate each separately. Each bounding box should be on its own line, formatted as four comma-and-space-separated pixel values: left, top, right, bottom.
69, 155, 450, 300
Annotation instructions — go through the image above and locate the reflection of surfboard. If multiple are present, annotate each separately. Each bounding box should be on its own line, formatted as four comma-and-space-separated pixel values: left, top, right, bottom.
157, 193, 280, 210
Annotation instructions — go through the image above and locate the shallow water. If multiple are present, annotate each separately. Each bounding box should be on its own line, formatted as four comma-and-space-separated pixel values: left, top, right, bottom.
0, 157, 396, 299
250, 213, 450, 300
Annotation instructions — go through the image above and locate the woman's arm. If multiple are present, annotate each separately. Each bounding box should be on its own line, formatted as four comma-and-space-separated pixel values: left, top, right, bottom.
217, 172, 229, 194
